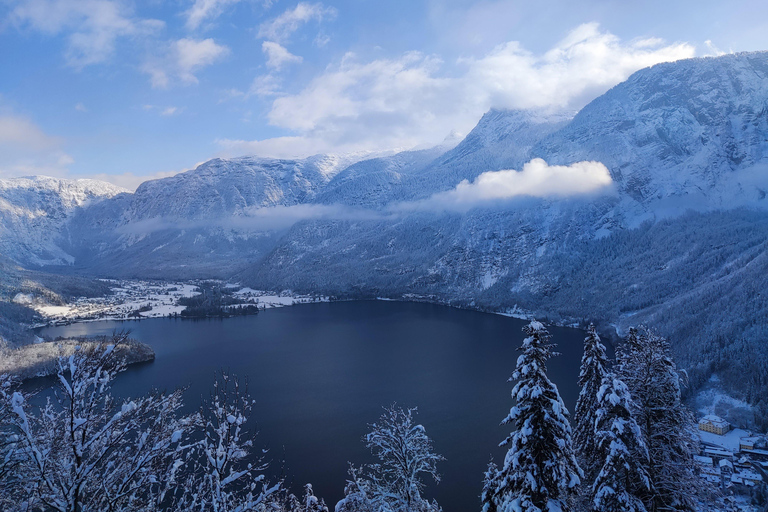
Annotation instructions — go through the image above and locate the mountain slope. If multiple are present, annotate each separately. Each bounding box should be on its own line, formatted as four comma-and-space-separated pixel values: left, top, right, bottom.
0, 177, 126, 266
58, 152, 439, 277
236, 52, 768, 408
533, 52, 768, 221
127, 154, 350, 220
399, 108, 573, 201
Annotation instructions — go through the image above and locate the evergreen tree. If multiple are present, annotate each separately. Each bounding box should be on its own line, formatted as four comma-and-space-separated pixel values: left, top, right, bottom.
0, 374, 25, 510
615, 328, 700, 512
574, 324, 610, 486
480, 460, 499, 512
493, 320, 582, 512
591, 374, 650, 512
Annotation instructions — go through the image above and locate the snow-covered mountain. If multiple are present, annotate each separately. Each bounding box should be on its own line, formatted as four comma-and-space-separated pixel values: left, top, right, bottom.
57, 153, 416, 278
0, 176, 126, 266
129, 154, 352, 219
5, 53, 768, 278
2, 51, 768, 403
531, 51, 768, 221
399, 108, 574, 202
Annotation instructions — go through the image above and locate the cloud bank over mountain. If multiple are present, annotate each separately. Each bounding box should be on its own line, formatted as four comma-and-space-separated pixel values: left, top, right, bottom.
220, 23, 695, 159
399, 159, 614, 213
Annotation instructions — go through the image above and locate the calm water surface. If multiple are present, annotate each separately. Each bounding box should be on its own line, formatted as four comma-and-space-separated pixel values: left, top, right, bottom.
39, 300, 587, 512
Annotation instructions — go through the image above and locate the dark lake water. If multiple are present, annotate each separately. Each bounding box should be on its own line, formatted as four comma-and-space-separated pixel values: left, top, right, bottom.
38, 300, 587, 512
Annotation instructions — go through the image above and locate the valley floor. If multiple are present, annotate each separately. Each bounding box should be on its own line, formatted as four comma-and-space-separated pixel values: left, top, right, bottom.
13, 279, 329, 326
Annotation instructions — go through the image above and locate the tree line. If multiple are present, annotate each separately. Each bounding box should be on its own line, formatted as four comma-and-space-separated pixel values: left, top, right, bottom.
1, 324, 713, 512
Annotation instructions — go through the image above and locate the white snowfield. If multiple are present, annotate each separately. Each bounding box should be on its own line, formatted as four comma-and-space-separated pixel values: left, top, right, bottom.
20, 280, 327, 326
696, 428, 751, 454
231, 287, 328, 308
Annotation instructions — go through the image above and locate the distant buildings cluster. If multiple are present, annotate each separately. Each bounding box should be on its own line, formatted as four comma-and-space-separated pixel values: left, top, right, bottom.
696, 414, 768, 507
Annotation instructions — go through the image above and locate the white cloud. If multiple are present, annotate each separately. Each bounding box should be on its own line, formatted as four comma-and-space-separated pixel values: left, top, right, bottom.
400, 159, 614, 212
266, 51, 449, 142
8, 0, 163, 67
233, 203, 382, 230
222, 73, 286, 101
462, 23, 696, 111
232, 23, 694, 158
117, 203, 385, 234
314, 32, 330, 48
0, 114, 75, 178
184, 0, 242, 30
257, 2, 336, 42
248, 73, 284, 97
161, 107, 180, 116
74, 102, 88, 112
141, 105, 184, 116
0, 115, 60, 150
703, 40, 727, 57
142, 37, 230, 87
175, 38, 230, 83
262, 41, 303, 69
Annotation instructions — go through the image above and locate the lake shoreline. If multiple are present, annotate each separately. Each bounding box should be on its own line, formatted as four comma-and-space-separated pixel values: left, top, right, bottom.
0, 337, 155, 381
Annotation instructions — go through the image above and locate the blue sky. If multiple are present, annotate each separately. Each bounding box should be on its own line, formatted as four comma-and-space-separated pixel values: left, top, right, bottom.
1, 0, 768, 190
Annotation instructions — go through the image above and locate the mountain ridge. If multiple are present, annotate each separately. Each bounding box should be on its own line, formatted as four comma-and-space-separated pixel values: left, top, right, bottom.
2, 52, 768, 407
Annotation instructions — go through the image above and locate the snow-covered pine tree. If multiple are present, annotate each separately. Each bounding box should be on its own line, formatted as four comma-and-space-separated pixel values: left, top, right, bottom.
493, 320, 582, 512
591, 374, 650, 512
481, 460, 499, 512
615, 328, 701, 512
574, 324, 610, 486
173, 372, 282, 512
8, 335, 192, 512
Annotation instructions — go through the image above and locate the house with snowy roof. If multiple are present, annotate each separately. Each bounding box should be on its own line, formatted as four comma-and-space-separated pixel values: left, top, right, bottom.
733, 469, 763, 487
704, 447, 734, 462
719, 458, 734, 473
699, 414, 730, 435
740, 436, 767, 451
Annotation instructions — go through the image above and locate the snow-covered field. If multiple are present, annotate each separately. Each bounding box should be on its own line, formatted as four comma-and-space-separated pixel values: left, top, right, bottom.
16, 280, 328, 326
232, 287, 329, 308
692, 375, 756, 430
15, 280, 200, 324
696, 427, 751, 453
